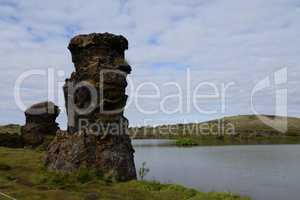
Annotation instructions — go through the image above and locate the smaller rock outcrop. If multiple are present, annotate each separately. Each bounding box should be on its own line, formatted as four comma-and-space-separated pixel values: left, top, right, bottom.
21, 101, 60, 147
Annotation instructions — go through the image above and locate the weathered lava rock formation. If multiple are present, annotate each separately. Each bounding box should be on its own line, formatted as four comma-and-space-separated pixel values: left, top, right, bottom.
45, 33, 136, 181
21, 101, 60, 147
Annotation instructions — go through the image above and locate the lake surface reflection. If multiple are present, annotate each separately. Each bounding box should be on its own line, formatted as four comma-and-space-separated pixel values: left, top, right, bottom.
133, 139, 300, 200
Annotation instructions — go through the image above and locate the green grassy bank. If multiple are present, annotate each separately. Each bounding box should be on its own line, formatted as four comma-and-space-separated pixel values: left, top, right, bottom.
0, 147, 249, 200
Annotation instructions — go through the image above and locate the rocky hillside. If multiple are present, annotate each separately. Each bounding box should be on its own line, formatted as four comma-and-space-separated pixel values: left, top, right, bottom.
0, 124, 23, 148
0, 124, 53, 149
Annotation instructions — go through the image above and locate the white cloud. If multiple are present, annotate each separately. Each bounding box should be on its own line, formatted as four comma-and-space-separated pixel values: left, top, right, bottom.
0, 0, 299, 128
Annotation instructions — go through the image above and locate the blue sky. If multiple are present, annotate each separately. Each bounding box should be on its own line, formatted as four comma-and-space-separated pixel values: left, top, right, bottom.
0, 0, 300, 128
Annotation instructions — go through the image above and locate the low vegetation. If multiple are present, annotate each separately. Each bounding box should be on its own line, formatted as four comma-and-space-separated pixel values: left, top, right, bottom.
0, 147, 249, 200
175, 138, 198, 146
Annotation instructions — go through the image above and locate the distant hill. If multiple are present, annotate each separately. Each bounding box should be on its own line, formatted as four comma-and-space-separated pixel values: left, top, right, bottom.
1, 115, 300, 147
0, 124, 23, 148
204, 115, 300, 136
0, 124, 21, 135
129, 115, 300, 145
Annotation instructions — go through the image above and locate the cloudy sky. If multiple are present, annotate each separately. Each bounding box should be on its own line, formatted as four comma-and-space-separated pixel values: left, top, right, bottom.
0, 0, 299, 128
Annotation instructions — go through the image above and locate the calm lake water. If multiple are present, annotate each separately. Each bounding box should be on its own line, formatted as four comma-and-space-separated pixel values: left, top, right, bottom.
132, 139, 300, 200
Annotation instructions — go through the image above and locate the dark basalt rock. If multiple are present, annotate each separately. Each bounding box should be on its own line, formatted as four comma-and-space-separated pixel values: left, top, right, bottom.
45, 33, 137, 181
63, 33, 132, 134
45, 130, 136, 181
21, 101, 60, 147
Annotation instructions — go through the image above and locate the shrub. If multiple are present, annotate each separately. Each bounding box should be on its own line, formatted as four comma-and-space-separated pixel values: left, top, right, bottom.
175, 138, 198, 146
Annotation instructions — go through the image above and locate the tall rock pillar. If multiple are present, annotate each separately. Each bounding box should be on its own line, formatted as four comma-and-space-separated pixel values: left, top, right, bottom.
45, 33, 136, 181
